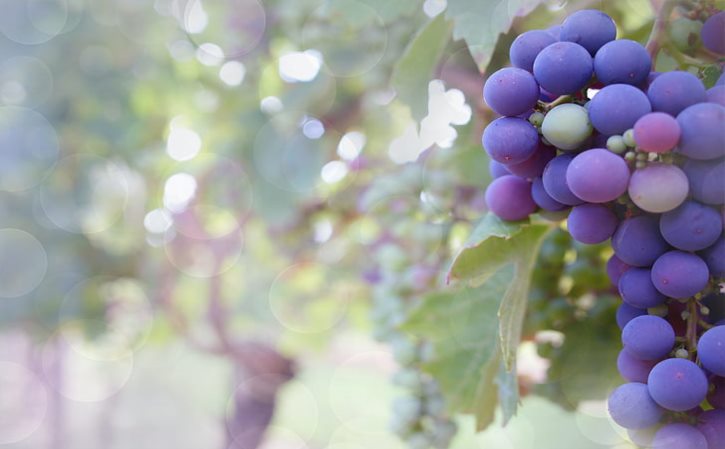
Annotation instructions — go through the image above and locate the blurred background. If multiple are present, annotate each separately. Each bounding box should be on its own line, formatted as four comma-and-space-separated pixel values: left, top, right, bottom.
0, 1, 660, 448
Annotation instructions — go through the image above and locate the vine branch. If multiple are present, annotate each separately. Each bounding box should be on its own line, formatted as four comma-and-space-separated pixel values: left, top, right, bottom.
645, 0, 676, 61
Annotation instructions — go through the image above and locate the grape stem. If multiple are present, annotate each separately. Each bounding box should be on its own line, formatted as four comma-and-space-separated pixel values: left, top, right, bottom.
541, 95, 573, 112
645, 0, 676, 60
685, 299, 699, 358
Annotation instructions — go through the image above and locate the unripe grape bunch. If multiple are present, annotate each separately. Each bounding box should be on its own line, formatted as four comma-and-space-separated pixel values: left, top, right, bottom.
482, 7, 725, 449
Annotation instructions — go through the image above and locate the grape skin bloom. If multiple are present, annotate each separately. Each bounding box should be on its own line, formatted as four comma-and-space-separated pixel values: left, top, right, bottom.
566, 149, 630, 203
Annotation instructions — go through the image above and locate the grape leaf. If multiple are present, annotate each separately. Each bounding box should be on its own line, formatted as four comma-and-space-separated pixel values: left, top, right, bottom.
392, 14, 453, 121
403, 264, 516, 430
445, 0, 547, 71
448, 213, 551, 370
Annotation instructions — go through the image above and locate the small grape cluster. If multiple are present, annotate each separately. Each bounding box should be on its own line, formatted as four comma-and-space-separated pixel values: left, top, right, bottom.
480, 8, 725, 449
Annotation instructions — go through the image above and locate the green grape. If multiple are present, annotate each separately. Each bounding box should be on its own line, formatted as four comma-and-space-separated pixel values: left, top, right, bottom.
668, 17, 703, 51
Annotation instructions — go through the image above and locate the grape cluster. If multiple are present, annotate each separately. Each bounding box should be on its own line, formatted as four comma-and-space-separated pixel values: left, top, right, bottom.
481, 8, 725, 448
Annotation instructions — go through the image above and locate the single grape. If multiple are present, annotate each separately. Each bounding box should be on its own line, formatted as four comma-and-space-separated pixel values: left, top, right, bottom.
707, 84, 725, 106
607, 254, 631, 286
542, 154, 585, 206
619, 268, 666, 309
648, 358, 709, 411
529, 111, 545, 126
589, 84, 652, 135
567, 203, 618, 244
612, 215, 670, 267
483, 67, 540, 117
707, 377, 725, 410
616, 303, 647, 329
652, 423, 708, 449
668, 17, 703, 51
628, 163, 689, 213
647, 71, 707, 116
676, 102, 725, 160
622, 315, 675, 360
699, 236, 725, 278
594, 39, 651, 86
485, 175, 536, 221
541, 103, 592, 150
659, 200, 722, 251
697, 409, 725, 449
531, 177, 567, 211
633, 112, 680, 153
560, 9, 617, 55
510, 30, 558, 72
507, 143, 556, 179
651, 250, 709, 299
702, 11, 725, 55
623, 128, 636, 147
566, 148, 630, 203
617, 349, 658, 383
697, 325, 725, 377
482, 117, 539, 164
682, 158, 725, 206
533, 42, 593, 95
489, 160, 511, 179
606, 135, 627, 153
608, 382, 664, 429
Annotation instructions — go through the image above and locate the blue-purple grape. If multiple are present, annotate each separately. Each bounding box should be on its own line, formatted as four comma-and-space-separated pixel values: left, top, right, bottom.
542, 154, 585, 206
659, 200, 722, 251
567, 203, 618, 244
510, 30, 557, 72
697, 325, 725, 377
616, 303, 647, 329
628, 163, 689, 213
560, 9, 617, 55
708, 84, 725, 106
608, 382, 663, 429
647, 358, 709, 411
607, 254, 631, 286
531, 177, 567, 211
612, 215, 670, 267
702, 11, 725, 55
676, 102, 725, 160
697, 409, 725, 449
566, 148, 630, 202
618, 268, 666, 309
588, 84, 652, 135
652, 423, 708, 449
489, 160, 511, 179
482, 117, 539, 164
485, 175, 536, 221
651, 250, 709, 299
617, 349, 658, 383
647, 71, 707, 116
622, 315, 675, 361
594, 39, 651, 86
507, 143, 555, 179
533, 42, 593, 95
483, 67, 540, 117
699, 236, 725, 278
682, 158, 725, 206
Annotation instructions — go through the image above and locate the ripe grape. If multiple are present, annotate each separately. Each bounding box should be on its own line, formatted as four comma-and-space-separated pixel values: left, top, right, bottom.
485, 175, 536, 221
628, 163, 689, 213
652, 423, 708, 449
648, 358, 709, 412
616, 303, 647, 329
651, 251, 709, 299
618, 268, 666, 309
607, 382, 663, 429
483, 67, 540, 117
682, 158, 725, 206
647, 71, 707, 116
489, 160, 511, 178
659, 200, 722, 251
566, 149, 630, 203
707, 84, 725, 106
482, 117, 539, 164
699, 236, 725, 278
606, 254, 631, 286
588, 84, 652, 135
676, 102, 725, 160
560, 9, 617, 55
622, 315, 675, 360
617, 349, 658, 383
702, 11, 725, 55
697, 325, 725, 377
567, 203, 618, 244
507, 143, 556, 179
533, 42, 593, 95
612, 215, 670, 267
542, 154, 585, 206
530, 178, 566, 213
697, 409, 725, 449
541, 104, 592, 150
510, 30, 557, 72
593, 39, 651, 86
633, 112, 680, 153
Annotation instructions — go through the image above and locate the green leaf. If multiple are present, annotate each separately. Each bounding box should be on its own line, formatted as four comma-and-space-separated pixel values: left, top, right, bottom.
392, 15, 452, 121
403, 264, 516, 430
448, 213, 552, 370
445, 0, 546, 71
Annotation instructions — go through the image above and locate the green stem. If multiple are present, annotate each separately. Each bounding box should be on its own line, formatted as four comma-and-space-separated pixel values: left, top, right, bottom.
645, 0, 676, 61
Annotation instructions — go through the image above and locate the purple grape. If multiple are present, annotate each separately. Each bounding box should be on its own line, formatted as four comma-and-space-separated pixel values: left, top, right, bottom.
608, 382, 663, 429
622, 315, 675, 361
617, 349, 658, 383
651, 250, 709, 298
648, 358, 709, 411
542, 154, 585, 206
567, 203, 618, 244
589, 84, 652, 135
482, 117, 539, 164
507, 144, 555, 179
697, 409, 725, 449
633, 112, 681, 153
708, 84, 725, 106
616, 303, 647, 329
533, 42, 593, 95
612, 215, 670, 267
560, 9, 617, 55
709, 376, 725, 409
485, 175, 536, 221
659, 200, 723, 251
702, 11, 725, 55
510, 30, 557, 72
489, 160, 511, 178
718, 72, 725, 86
676, 102, 725, 160
531, 177, 567, 211
682, 158, 725, 206
483, 68, 540, 117
618, 268, 666, 309
699, 236, 725, 278
607, 254, 631, 286
652, 423, 708, 449
594, 39, 651, 86
698, 325, 725, 377
628, 163, 689, 213
566, 148, 630, 202
647, 71, 707, 116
